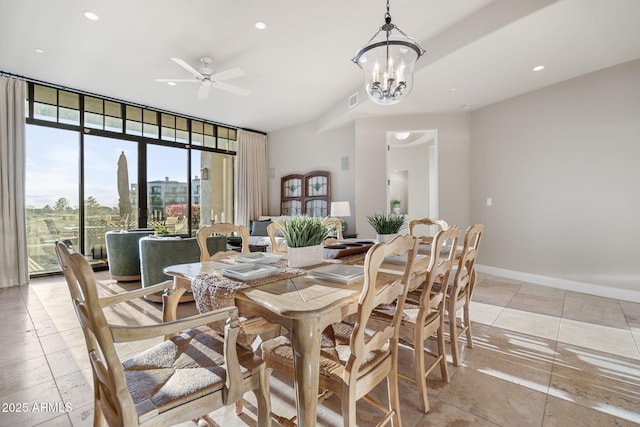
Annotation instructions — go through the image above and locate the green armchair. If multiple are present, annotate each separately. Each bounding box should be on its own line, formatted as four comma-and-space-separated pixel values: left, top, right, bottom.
105, 230, 154, 281
139, 235, 226, 301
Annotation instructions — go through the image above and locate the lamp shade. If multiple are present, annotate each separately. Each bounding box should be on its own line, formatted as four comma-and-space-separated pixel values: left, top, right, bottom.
330, 201, 351, 217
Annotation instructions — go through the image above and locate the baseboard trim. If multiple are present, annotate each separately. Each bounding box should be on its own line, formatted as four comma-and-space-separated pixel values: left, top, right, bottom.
475, 264, 640, 303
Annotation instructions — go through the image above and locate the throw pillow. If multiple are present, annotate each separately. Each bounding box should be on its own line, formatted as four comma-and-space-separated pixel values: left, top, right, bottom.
250, 219, 272, 236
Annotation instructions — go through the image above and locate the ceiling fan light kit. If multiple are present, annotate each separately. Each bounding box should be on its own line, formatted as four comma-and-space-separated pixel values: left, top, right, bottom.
352, 0, 425, 106
155, 56, 249, 99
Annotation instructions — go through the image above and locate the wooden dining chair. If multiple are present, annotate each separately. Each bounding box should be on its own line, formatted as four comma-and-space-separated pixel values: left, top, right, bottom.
261, 235, 419, 427
372, 226, 459, 413
54, 241, 272, 427
197, 222, 282, 350
408, 217, 450, 245
324, 217, 344, 240
196, 223, 250, 261
267, 220, 288, 254
440, 223, 484, 366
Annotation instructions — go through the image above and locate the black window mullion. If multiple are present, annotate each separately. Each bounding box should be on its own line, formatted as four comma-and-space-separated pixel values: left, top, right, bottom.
78, 129, 86, 255
138, 141, 147, 229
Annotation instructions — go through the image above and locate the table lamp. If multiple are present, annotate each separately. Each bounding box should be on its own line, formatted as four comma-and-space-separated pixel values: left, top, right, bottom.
330, 201, 351, 233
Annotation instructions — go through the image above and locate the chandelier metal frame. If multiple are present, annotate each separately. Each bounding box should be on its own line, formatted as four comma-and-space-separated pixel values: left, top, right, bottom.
352, 0, 426, 105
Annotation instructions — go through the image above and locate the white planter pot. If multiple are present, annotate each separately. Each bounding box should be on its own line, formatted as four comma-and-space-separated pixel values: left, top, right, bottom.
288, 244, 324, 268
376, 233, 399, 243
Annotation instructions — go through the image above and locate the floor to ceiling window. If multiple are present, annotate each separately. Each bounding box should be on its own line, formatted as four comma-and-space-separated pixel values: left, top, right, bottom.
84, 135, 138, 258
146, 144, 188, 233
25, 125, 80, 274
24, 82, 238, 276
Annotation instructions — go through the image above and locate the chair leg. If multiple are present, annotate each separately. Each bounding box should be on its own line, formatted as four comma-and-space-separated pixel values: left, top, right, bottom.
93, 397, 105, 427
254, 367, 272, 427
388, 365, 402, 427
449, 310, 461, 367
464, 302, 473, 349
437, 321, 449, 383
414, 329, 429, 413
341, 385, 358, 427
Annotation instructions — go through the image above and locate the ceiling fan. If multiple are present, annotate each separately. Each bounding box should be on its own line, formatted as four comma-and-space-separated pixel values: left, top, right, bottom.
155, 57, 249, 99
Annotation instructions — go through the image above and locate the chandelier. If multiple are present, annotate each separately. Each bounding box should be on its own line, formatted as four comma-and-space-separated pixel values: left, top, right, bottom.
352, 0, 425, 105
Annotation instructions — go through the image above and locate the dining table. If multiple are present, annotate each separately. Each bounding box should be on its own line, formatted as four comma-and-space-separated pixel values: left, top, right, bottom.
162, 247, 430, 427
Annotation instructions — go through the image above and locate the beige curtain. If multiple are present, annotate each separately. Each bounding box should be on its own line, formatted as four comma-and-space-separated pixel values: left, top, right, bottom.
0, 76, 28, 287
235, 130, 268, 227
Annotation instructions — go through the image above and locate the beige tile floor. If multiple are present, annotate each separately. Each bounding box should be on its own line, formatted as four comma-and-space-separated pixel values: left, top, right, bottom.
1, 271, 639, 426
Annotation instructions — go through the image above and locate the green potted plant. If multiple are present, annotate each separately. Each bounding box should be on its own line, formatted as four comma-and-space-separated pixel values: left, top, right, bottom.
153, 224, 169, 236
279, 215, 332, 267
367, 212, 406, 242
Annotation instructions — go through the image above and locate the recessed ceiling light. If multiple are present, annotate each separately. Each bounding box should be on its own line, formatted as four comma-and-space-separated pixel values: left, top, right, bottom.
450, 88, 457, 92
532, 65, 545, 71
83, 11, 100, 21
167, 82, 176, 86
34, 48, 44, 54
254, 21, 266, 30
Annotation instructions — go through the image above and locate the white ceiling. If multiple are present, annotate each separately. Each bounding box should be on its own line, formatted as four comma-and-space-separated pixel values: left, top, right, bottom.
1, 0, 639, 133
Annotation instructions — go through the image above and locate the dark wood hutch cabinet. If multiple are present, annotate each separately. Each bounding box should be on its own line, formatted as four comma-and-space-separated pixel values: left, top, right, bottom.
280, 171, 330, 216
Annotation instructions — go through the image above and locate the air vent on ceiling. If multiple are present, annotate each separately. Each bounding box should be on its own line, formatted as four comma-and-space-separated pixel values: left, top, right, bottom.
348, 92, 358, 109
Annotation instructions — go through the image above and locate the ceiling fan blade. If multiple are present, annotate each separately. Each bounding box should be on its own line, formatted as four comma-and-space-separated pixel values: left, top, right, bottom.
213, 67, 245, 82
197, 81, 211, 99
155, 78, 199, 83
214, 81, 250, 96
171, 57, 204, 79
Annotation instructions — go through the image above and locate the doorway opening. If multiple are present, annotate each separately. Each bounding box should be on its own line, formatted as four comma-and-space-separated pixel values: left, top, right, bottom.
386, 130, 438, 220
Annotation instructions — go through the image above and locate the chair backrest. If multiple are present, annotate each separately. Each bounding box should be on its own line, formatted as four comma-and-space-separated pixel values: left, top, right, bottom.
419, 226, 459, 313
196, 223, 250, 261
267, 220, 287, 254
324, 217, 344, 240
452, 223, 484, 301
408, 217, 450, 245
347, 234, 419, 380
55, 242, 137, 426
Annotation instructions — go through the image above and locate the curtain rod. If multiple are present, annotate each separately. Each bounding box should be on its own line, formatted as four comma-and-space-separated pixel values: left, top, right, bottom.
0, 70, 267, 136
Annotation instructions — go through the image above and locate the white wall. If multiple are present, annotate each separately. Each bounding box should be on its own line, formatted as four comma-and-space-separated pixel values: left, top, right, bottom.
470, 58, 640, 293
267, 121, 356, 232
